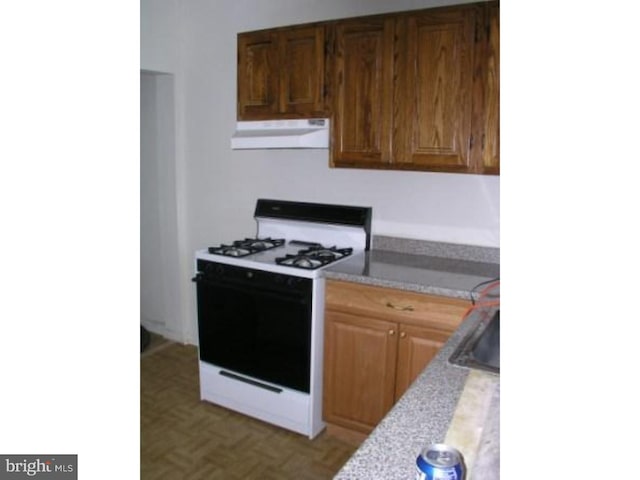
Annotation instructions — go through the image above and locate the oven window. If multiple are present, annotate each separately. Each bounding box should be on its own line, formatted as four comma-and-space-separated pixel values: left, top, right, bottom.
196, 277, 312, 393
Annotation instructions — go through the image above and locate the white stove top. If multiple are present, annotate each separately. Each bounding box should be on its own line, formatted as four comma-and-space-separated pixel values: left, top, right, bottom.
195, 240, 362, 279
196, 199, 371, 279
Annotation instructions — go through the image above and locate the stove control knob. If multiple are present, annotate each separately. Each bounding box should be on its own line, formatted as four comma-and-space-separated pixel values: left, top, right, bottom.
246, 271, 254, 279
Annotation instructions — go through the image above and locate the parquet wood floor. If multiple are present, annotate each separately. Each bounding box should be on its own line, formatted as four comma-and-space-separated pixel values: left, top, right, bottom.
141, 342, 358, 479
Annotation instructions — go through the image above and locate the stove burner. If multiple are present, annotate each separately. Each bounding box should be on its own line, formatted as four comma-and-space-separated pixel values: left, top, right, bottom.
220, 246, 252, 257
300, 247, 351, 260
208, 237, 285, 258
275, 246, 353, 270
294, 256, 322, 269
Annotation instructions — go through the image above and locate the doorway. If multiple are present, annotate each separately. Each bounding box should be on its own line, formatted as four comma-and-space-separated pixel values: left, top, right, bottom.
140, 71, 180, 339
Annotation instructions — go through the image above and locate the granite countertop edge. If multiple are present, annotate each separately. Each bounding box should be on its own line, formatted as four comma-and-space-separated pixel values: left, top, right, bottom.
322, 270, 474, 300
320, 236, 498, 300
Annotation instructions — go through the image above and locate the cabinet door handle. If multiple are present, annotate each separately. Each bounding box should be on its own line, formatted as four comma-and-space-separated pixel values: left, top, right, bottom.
386, 301, 414, 312
400, 331, 407, 339
388, 329, 395, 336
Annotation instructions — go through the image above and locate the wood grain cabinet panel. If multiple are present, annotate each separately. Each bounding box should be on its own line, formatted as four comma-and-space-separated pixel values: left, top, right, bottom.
325, 280, 468, 332
323, 311, 398, 433
237, 25, 326, 119
237, 30, 278, 118
396, 7, 476, 170
394, 324, 452, 399
323, 280, 469, 437
331, 18, 394, 167
480, 2, 500, 173
279, 27, 326, 115
235, 2, 499, 173
329, 1, 499, 174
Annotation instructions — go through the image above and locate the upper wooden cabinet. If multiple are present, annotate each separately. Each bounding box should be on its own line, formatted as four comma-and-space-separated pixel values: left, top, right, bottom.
330, 2, 499, 174
237, 25, 327, 120
330, 17, 395, 166
395, 7, 476, 171
235, 2, 499, 174
479, 2, 500, 173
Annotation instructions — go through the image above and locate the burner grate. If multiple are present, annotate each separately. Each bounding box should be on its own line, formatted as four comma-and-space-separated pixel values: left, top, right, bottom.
208, 237, 285, 258
275, 246, 353, 270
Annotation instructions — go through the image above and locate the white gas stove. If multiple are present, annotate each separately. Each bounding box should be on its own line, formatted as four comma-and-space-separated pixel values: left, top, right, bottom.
192, 199, 372, 438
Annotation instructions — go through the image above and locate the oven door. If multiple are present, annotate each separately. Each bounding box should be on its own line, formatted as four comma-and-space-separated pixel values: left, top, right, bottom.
194, 261, 312, 393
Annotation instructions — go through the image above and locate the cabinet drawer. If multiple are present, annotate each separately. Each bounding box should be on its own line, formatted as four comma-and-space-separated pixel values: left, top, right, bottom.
326, 280, 469, 332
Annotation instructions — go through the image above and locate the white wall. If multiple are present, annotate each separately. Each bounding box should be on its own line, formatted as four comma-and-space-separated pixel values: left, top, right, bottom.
142, 0, 500, 344
140, 72, 183, 340
141, 0, 191, 341
140, 0, 182, 74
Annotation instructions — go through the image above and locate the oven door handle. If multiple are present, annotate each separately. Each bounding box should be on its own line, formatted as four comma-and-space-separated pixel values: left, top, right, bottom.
191, 273, 204, 283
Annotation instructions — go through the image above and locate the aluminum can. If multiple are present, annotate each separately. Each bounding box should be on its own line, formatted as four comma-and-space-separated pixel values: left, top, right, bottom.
415, 443, 465, 480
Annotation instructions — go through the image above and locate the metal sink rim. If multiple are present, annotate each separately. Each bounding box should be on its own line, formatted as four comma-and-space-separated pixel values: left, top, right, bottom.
449, 309, 500, 375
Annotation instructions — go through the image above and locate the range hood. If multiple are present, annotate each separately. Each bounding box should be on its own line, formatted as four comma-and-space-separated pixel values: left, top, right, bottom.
231, 119, 330, 150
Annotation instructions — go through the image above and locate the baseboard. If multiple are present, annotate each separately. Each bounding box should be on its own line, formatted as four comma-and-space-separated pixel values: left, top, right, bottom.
325, 423, 368, 447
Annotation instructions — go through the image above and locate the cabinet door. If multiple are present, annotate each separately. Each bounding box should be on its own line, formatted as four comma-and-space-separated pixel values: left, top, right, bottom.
237, 30, 279, 119
395, 324, 452, 400
279, 26, 326, 116
397, 6, 476, 171
481, 2, 499, 173
331, 18, 394, 168
323, 310, 398, 433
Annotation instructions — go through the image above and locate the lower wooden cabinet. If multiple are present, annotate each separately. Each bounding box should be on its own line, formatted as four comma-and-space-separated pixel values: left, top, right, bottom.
323, 280, 469, 438
324, 310, 398, 433
394, 323, 453, 399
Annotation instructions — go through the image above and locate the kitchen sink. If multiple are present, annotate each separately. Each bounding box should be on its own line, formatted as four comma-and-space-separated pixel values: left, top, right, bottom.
449, 309, 500, 374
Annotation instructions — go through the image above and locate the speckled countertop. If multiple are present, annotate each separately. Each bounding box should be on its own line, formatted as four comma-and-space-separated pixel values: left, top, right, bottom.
323, 235, 499, 300
321, 236, 500, 480
322, 249, 499, 300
